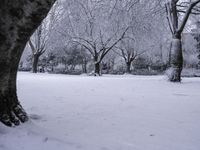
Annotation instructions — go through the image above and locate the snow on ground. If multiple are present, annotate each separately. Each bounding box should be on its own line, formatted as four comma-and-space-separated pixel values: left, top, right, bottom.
0, 72, 200, 150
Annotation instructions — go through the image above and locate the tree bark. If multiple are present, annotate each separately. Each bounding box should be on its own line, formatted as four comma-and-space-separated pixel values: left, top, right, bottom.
0, 0, 56, 126
32, 54, 40, 73
95, 62, 101, 76
168, 38, 183, 82
82, 59, 87, 74
0, 49, 28, 126
126, 62, 131, 74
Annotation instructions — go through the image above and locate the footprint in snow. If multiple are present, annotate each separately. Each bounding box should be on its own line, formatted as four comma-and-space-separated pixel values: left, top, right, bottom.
173, 93, 188, 97
29, 114, 42, 120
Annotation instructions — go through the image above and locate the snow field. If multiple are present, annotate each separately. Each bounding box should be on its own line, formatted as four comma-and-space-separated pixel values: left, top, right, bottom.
0, 72, 200, 150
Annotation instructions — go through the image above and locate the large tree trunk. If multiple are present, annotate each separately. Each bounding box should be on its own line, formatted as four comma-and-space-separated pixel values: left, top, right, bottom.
168, 38, 183, 82
126, 62, 131, 74
0, 49, 28, 126
32, 54, 40, 73
94, 62, 101, 76
0, 0, 56, 126
82, 59, 87, 74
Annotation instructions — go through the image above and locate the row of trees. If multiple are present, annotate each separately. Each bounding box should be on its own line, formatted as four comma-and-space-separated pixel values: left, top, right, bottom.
22, 0, 200, 78
22, 44, 168, 75
22, 0, 169, 75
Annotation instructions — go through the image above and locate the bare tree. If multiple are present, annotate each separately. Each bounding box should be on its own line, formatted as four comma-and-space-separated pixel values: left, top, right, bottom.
58, 0, 130, 75
73, 28, 129, 75
0, 0, 56, 127
28, 2, 60, 73
111, 0, 164, 74
165, 0, 200, 82
115, 39, 146, 74
29, 25, 46, 73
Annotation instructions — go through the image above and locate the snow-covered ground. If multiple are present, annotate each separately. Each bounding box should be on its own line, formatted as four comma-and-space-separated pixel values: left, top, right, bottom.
0, 72, 200, 150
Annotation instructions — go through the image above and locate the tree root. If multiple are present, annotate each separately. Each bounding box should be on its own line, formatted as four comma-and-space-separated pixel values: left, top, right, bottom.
0, 104, 28, 127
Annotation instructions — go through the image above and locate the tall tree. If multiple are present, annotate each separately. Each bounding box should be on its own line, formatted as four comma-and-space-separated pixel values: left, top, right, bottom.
0, 0, 56, 127
59, 0, 130, 75
165, 0, 200, 82
28, 1, 60, 73
73, 28, 129, 75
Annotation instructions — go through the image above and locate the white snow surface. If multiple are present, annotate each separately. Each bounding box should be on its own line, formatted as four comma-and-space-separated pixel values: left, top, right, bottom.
0, 72, 200, 150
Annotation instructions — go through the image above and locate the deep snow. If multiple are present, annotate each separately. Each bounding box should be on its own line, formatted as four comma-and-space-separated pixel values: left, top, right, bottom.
0, 72, 200, 150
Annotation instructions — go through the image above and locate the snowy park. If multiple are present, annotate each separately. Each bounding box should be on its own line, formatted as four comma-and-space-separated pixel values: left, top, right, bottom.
0, 72, 200, 150
1, 0, 200, 150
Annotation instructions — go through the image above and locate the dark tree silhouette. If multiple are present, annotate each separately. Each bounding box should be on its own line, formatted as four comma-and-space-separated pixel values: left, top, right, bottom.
0, 0, 56, 126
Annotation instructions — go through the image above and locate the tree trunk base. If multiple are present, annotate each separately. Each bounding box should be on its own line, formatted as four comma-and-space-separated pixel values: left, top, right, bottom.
0, 95, 28, 127
167, 67, 182, 82
94, 73, 101, 76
